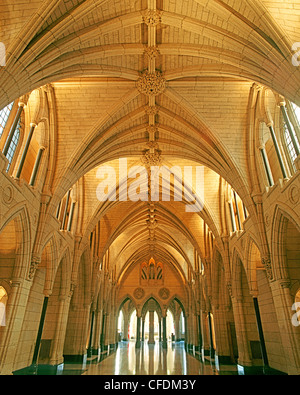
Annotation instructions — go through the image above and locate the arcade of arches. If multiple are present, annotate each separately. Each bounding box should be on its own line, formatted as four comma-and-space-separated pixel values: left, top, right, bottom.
0, 0, 300, 376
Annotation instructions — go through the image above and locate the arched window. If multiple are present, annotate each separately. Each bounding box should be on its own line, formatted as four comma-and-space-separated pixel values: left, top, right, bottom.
157, 264, 163, 280
291, 102, 300, 125
6, 118, 21, 171
141, 263, 147, 280
283, 123, 297, 162
0, 102, 13, 139
0, 286, 8, 326
281, 101, 300, 171
140, 259, 164, 283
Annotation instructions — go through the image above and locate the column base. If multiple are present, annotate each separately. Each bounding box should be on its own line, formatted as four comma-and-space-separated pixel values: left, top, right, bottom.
162, 341, 167, 349
13, 363, 64, 376
109, 343, 117, 352
100, 345, 109, 361
237, 364, 286, 375
87, 345, 100, 357
63, 353, 87, 365
215, 354, 235, 365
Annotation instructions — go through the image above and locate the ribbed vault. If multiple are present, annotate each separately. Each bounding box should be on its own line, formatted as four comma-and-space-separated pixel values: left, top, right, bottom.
1, 0, 300, 109
1, 0, 299, 319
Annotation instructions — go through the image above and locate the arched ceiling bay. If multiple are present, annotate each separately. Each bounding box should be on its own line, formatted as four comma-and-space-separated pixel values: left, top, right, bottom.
0, 0, 299, 109
1, 0, 299, 290
79, 157, 223, 285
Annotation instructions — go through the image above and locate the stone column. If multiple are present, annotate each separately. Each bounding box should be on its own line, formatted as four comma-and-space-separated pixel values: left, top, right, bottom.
0, 279, 31, 375
87, 309, 95, 357
91, 308, 103, 357
252, 296, 269, 368
49, 296, 69, 366
136, 315, 141, 348
270, 279, 300, 374
141, 317, 145, 341
213, 306, 232, 364
207, 312, 215, 359
123, 311, 129, 341
202, 310, 210, 358
100, 313, 106, 358
162, 315, 167, 349
31, 295, 49, 371
197, 314, 203, 352
102, 313, 110, 356
231, 296, 252, 367
148, 310, 155, 344
174, 312, 181, 341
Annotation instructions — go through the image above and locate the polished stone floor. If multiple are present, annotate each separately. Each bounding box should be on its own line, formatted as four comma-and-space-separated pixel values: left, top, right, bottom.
62, 341, 238, 375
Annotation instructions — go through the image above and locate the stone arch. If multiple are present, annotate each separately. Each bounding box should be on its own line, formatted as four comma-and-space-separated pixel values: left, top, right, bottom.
0, 204, 31, 280
271, 205, 300, 282
231, 249, 245, 300
167, 295, 187, 317
141, 296, 163, 317
246, 238, 264, 297
39, 234, 59, 297
117, 295, 137, 316
37, 249, 72, 366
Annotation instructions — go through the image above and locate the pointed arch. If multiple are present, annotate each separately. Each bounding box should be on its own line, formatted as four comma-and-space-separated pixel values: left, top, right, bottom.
0, 203, 31, 280
271, 204, 300, 281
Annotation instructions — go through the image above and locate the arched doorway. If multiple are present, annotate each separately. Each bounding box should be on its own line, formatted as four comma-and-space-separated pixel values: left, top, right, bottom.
141, 298, 162, 345
117, 298, 136, 342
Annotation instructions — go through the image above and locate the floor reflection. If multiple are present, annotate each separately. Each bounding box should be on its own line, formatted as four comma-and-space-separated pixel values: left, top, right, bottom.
80, 341, 237, 376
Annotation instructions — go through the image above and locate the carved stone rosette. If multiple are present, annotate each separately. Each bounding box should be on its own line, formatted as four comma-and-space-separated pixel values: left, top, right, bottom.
142, 10, 162, 26
141, 149, 162, 168
134, 287, 145, 300
159, 287, 170, 300
144, 105, 160, 116
136, 70, 166, 96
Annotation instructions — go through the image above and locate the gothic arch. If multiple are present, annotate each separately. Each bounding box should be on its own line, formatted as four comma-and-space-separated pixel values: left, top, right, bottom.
271, 204, 300, 281
245, 238, 263, 296
141, 296, 163, 317
231, 249, 253, 299
0, 204, 31, 280
167, 295, 187, 318
117, 295, 137, 316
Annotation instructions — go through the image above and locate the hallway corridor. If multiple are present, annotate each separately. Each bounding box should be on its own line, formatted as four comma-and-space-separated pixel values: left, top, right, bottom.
62, 341, 238, 376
